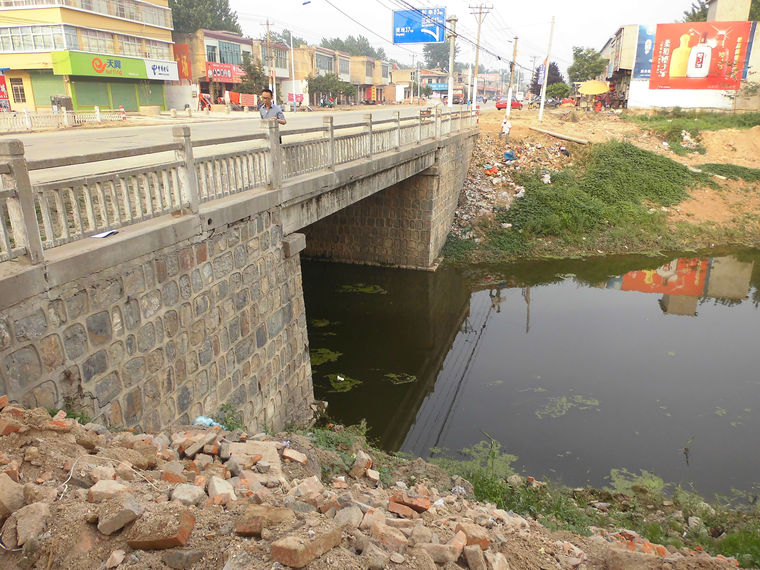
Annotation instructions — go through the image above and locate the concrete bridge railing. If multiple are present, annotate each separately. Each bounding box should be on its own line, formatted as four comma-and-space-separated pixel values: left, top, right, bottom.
0, 109, 477, 265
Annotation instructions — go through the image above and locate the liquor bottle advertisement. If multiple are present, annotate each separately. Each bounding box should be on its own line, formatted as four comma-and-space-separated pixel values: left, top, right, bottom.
649, 21, 752, 90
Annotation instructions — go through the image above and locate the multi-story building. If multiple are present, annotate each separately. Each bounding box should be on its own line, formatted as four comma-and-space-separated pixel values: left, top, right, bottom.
0, 0, 178, 112
252, 39, 290, 104
172, 29, 252, 108
351, 55, 387, 102
289, 45, 351, 106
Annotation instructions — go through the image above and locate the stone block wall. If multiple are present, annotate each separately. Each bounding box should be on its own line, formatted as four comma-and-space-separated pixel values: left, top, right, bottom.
0, 209, 313, 433
301, 132, 476, 269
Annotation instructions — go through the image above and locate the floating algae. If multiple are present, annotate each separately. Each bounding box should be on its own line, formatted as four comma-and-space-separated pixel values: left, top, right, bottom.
535, 395, 600, 419
326, 373, 362, 393
385, 373, 417, 385
338, 283, 388, 294
310, 348, 342, 367
715, 406, 727, 416
310, 319, 332, 328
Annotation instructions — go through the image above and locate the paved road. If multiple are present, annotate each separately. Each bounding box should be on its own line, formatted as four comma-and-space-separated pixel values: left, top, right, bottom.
0, 105, 477, 163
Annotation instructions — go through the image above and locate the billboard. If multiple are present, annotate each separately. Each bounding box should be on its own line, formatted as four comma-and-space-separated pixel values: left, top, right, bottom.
0, 76, 11, 112
173, 44, 193, 80
393, 7, 446, 44
649, 21, 752, 90
145, 59, 179, 81
633, 25, 657, 79
206, 62, 246, 83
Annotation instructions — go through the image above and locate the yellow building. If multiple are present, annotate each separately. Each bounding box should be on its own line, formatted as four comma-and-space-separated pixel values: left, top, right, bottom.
0, 0, 177, 112
350, 55, 389, 102
288, 45, 351, 105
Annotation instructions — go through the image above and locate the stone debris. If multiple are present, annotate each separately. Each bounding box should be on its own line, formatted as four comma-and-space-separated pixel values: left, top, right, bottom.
0, 398, 741, 569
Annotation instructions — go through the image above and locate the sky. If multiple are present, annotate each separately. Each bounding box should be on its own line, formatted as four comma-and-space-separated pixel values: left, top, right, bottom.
228, 0, 691, 76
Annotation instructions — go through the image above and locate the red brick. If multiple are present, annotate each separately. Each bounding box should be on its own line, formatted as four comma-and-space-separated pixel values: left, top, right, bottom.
127, 509, 195, 550
235, 505, 295, 537
370, 522, 408, 553
388, 501, 419, 519
282, 448, 307, 465
455, 522, 490, 550
389, 492, 430, 513
0, 395, 8, 410
271, 527, 342, 568
0, 421, 21, 437
2, 406, 24, 420
161, 471, 187, 484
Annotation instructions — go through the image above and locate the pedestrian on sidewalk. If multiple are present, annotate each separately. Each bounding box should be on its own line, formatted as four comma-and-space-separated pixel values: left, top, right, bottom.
258, 88, 286, 126
499, 118, 512, 143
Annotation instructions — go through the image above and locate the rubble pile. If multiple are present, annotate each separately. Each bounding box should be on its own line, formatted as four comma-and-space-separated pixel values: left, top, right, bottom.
452, 135, 575, 239
0, 397, 740, 569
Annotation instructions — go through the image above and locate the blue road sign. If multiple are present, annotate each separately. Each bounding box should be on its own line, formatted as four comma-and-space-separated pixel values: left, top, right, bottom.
393, 8, 446, 44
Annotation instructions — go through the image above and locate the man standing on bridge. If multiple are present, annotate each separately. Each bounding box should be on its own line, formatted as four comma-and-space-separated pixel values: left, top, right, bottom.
258, 88, 286, 125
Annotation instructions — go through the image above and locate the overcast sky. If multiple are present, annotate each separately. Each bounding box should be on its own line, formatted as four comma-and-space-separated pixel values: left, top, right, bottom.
229, 0, 690, 75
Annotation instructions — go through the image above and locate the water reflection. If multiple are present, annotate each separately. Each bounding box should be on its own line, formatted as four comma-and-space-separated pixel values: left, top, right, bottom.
301, 250, 760, 497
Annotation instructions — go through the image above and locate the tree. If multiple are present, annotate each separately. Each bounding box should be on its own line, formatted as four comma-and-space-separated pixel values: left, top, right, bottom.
546, 82, 570, 99
169, 0, 241, 34
320, 36, 386, 60
423, 42, 458, 71
567, 47, 607, 83
265, 29, 308, 48
237, 54, 267, 94
529, 61, 565, 95
750, 0, 760, 19
307, 73, 356, 101
682, 0, 709, 21
410, 81, 433, 97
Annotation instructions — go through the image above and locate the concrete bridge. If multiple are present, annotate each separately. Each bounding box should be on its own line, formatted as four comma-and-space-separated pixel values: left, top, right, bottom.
0, 110, 478, 433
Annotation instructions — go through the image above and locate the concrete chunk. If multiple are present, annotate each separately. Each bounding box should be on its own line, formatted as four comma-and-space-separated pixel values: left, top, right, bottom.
270, 526, 342, 568
97, 495, 143, 535
0, 473, 24, 523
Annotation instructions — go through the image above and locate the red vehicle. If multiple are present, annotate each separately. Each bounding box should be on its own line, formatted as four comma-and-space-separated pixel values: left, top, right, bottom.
496, 98, 522, 110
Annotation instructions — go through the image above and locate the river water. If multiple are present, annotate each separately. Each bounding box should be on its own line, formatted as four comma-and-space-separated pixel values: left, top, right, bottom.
302, 250, 760, 498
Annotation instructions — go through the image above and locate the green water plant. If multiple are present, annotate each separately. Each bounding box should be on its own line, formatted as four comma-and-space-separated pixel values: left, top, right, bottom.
310, 348, 342, 366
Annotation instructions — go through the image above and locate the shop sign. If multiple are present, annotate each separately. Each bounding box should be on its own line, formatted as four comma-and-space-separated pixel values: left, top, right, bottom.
0, 76, 11, 112
632, 25, 657, 79
145, 59, 179, 81
287, 93, 304, 102
173, 44, 193, 80
428, 82, 448, 90
206, 62, 245, 83
52, 51, 148, 79
649, 21, 752, 90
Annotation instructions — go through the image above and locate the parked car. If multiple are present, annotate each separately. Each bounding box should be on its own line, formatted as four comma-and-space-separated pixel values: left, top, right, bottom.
495, 98, 522, 110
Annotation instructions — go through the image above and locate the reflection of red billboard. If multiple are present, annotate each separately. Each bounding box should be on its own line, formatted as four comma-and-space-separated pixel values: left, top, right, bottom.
173, 44, 192, 80
0, 76, 11, 112
206, 62, 245, 83
650, 21, 752, 90
621, 258, 709, 296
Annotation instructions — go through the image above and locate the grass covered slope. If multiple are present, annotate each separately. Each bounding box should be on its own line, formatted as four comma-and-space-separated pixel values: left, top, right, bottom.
446, 141, 719, 261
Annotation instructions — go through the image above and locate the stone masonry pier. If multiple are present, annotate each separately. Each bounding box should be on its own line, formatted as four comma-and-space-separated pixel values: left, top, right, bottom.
0, 110, 478, 433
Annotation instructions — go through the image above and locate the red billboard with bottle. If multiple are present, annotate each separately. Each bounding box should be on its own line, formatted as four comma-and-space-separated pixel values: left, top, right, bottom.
649, 21, 752, 90
0, 76, 11, 112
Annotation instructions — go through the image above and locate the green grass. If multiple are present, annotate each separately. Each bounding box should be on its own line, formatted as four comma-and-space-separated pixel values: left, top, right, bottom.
699, 163, 760, 182
623, 110, 760, 155
47, 408, 92, 425
213, 403, 245, 431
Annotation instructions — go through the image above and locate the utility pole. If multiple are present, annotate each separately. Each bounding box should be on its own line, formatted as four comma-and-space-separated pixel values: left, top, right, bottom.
446, 15, 457, 108
266, 19, 275, 103
505, 36, 518, 118
469, 3, 491, 106
538, 16, 555, 123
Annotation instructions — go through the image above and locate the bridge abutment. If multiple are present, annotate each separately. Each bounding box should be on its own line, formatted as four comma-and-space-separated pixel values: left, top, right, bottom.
301, 132, 476, 269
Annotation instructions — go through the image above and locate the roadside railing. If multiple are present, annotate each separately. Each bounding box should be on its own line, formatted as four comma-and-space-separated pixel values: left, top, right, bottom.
0, 107, 126, 133
0, 108, 477, 265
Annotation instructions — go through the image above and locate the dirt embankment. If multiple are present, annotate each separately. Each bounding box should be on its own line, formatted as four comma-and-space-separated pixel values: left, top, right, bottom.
0, 398, 740, 569
473, 107, 760, 231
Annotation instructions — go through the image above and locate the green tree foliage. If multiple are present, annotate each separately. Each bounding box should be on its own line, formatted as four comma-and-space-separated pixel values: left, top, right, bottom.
320, 36, 386, 60
752, 0, 760, 19
264, 29, 309, 48
567, 47, 607, 83
529, 61, 565, 95
237, 54, 267, 94
546, 82, 571, 99
423, 42, 458, 71
410, 81, 433, 97
682, 0, 709, 21
169, 0, 241, 34
307, 73, 356, 100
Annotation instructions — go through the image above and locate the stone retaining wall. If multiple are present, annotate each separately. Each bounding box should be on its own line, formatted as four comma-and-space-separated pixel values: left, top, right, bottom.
0, 209, 313, 433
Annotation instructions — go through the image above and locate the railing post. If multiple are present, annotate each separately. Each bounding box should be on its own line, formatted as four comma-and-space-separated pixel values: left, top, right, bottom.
434, 108, 441, 140
95, 105, 101, 123
0, 140, 44, 264
63, 108, 70, 127
323, 116, 335, 170
172, 126, 199, 214
364, 113, 373, 159
23, 109, 32, 131
417, 111, 423, 144
394, 111, 401, 150
266, 120, 282, 189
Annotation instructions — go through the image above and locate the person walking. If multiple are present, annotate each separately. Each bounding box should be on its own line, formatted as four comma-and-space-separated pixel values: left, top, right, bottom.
258, 88, 286, 125
499, 118, 512, 142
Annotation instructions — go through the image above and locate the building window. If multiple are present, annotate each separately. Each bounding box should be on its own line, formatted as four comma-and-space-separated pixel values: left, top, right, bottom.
0, 0, 172, 28
0, 25, 69, 52
10, 78, 25, 103
206, 45, 217, 63
80, 28, 115, 53
119, 34, 142, 57
382, 63, 389, 78
218, 40, 242, 65
365, 61, 374, 76
261, 46, 288, 69
316, 53, 333, 74
339, 58, 349, 75
144, 39, 170, 60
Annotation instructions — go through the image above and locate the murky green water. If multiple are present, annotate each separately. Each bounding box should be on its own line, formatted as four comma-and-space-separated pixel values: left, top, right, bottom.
302, 249, 760, 497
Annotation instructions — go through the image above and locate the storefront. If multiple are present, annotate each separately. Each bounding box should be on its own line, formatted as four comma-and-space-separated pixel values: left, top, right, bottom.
202, 61, 245, 102
51, 51, 178, 111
